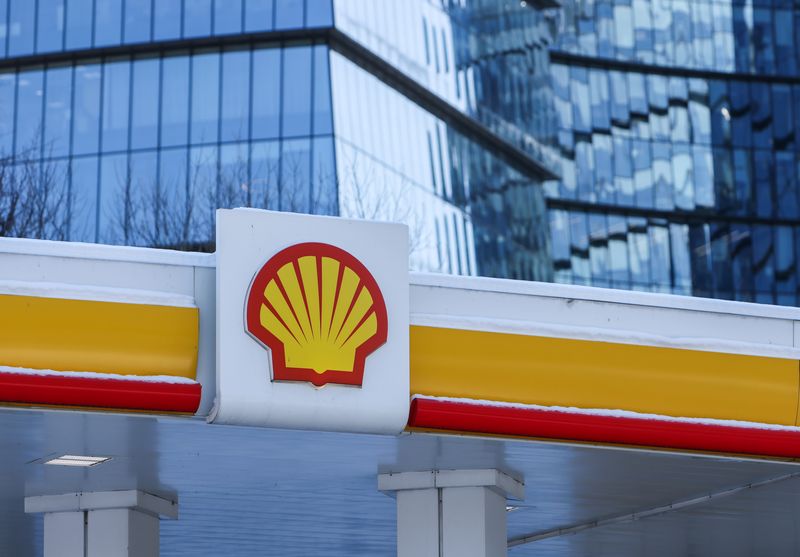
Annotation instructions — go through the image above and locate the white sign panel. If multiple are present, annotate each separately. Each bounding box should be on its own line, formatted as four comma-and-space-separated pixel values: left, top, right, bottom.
210, 209, 409, 434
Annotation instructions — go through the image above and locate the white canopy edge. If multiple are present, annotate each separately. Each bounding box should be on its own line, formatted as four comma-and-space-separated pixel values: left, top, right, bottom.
0, 279, 196, 307
410, 272, 800, 321
2, 237, 797, 360
0, 236, 215, 268
410, 273, 800, 360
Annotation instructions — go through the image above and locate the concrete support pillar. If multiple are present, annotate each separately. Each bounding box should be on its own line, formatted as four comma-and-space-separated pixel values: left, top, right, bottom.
25, 490, 177, 557
379, 469, 524, 557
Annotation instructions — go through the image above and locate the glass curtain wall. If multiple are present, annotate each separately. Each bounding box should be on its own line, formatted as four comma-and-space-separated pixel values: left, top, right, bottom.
333, 0, 560, 171
0, 42, 335, 249
330, 49, 551, 280
331, 0, 557, 280
549, 0, 800, 305
0, 0, 333, 58
557, 0, 800, 77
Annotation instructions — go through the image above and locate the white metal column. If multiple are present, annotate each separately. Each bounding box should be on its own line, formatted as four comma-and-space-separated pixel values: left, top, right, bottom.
379, 469, 524, 557
26, 490, 177, 557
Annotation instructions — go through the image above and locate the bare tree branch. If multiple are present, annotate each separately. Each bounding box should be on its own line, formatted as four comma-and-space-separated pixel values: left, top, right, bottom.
0, 137, 69, 242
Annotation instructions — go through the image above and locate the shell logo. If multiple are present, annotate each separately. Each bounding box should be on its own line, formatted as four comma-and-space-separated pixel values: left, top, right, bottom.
245, 242, 388, 387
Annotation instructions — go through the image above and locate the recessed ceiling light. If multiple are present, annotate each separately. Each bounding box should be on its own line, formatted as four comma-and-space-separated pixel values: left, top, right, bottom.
44, 455, 111, 467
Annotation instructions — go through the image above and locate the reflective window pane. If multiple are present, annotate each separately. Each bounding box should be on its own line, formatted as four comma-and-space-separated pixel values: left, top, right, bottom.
124, 0, 152, 44
157, 147, 189, 249
710, 223, 732, 299
94, 0, 123, 47
220, 49, 250, 141
775, 151, 797, 219
214, 0, 242, 35
731, 223, 753, 301
190, 51, 220, 144
282, 46, 312, 137
650, 223, 671, 293
184, 0, 212, 38
65, 0, 92, 50
126, 150, 157, 245
244, 0, 274, 32
0, 73, 15, 155
775, 226, 795, 304
72, 63, 101, 155
14, 69, 43, 158
306, 0, 333, 28
753, 8, 775, 75
101, 60, 130, 152
0, 0, 7, 58
188, 144, 217, 244
312, 45, 332, 135
311, 135, 336, 214
251, 47, 280, 140
689, 223, 711, 297
130, 58, 159, 149
37, 158, 70, 240
69, 156, 99, 242
98, 152, 128, 242
44, 66, 72, 157
750, 82, 771, 149
69, 157, 98, 242
775, 9, 796, 76
693, 145, 714, 208
153, 0, 181, 41
570, 67, 590, 134
753, 150, 773, 218
773, 84, 793, 150
250, 140, 280, 210
732, 148, 752, 215
670, 224, 691, 295
160, 55, 190, 147
752, 224, 775, 303
280, 137, 310, 212
37, 0, 65, 53
218, 142, 248, 207
274, 0, 303, 30
8, 0, 35, 56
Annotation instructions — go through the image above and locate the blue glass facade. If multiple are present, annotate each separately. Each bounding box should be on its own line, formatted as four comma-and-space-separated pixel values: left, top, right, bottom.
0, 42, 335, 249
0, 0, 332, 57
332, 0, 559, 278
556, 0, 800, 76
0, 0, 798, 304
549, 0, 800, 304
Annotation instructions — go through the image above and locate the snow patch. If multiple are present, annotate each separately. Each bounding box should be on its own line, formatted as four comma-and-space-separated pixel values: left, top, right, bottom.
413, 395, 800, 433
411, 272, 800, 320
0, 279, 196, 308
0, 366, 198, 385
0, 236, 215, 267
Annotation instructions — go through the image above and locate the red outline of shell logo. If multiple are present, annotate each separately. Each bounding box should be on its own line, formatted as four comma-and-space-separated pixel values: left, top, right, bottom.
245, 242, 388, 387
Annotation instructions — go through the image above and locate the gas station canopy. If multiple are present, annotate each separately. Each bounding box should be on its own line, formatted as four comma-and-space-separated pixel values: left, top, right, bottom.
2, 210, 800, 556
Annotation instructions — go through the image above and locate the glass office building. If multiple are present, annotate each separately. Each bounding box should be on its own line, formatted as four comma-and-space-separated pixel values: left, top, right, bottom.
0, 0, 798, 304
549, 1, 800, 304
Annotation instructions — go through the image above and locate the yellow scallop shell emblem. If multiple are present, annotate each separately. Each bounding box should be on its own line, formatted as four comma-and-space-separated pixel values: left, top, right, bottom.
245, 242, 388, 387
